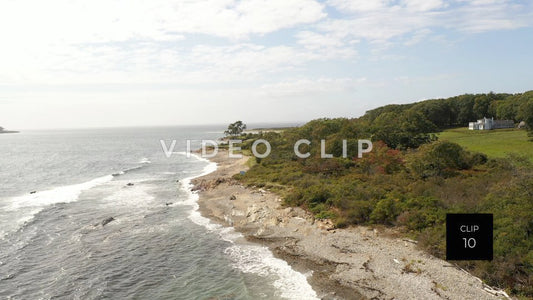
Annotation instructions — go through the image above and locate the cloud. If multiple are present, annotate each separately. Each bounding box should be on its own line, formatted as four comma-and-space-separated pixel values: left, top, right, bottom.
259, 77, 367, 97
402, 0, 447, 11
320, 0, 531, 43
318, 8, 435, 42
446, 2, 530, 32
455, 0, 510, 5
0, 0, 325, 44
0, 0, 531, 90
326, 0, 393, 12
0, 0, 328, 86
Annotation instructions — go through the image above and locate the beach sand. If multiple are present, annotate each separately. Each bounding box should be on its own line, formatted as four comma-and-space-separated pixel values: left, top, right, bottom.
192, 150, 508, 300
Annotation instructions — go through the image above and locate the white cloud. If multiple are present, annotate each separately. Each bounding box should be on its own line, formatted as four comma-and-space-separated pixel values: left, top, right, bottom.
402, 0, 447, 11
0, 39, 353, 86
318, 7, 435, 41
327, 0, 394, 12
259, 77, 367, 97
404, 29, 433, 46
320, 0, 531, 44
446, 2, 529, 32
455, 0, 510, 5
0, 0, 328, 87
0, 0, 325, 45
0, 0, 532, 113
296, 31, 344, 49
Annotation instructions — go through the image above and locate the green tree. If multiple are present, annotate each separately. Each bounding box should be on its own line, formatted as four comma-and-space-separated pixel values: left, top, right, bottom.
518, 100, 533, 139
473, 95, 492, 119
372, 111, 436, 149
224, 120, 247, 136
411, 100, 453, 127
453, 95, 476, 125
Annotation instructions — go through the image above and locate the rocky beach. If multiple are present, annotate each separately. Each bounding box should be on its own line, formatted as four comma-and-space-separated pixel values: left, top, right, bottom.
192, 150, 509, 300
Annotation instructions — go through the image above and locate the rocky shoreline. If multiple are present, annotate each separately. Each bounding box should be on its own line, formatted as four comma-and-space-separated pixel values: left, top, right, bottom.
192, 150, 509, 300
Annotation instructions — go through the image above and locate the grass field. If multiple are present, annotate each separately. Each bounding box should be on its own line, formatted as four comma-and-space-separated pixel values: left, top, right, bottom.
438, 127, 533, 161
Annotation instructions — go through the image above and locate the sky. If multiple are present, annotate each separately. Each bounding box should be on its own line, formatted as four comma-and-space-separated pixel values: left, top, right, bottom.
0, 0, 532, 130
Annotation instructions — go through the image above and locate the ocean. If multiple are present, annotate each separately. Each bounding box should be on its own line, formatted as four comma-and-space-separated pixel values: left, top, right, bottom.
0, 127, 317, 299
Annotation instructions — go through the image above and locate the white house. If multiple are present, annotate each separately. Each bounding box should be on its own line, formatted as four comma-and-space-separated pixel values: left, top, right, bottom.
468, 117, 514, 130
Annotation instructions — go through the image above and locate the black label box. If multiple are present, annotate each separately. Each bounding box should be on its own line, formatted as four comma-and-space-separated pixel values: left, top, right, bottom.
446, 213, 493, 261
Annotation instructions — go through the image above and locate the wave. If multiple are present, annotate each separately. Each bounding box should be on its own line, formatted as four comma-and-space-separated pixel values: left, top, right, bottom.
6, 175, 113, 211
138, 157, 151, 164
112, 165, 146, 177
1, 156, 154, 238
0, 175, 114, 239
177, 153, 319, 300
110, 157, 153, 177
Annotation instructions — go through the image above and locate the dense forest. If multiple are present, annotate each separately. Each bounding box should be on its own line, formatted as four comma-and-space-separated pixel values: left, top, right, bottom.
233, 91, 533, 297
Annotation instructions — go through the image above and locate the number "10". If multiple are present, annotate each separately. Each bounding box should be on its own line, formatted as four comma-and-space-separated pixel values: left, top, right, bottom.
463, 238, 476, 248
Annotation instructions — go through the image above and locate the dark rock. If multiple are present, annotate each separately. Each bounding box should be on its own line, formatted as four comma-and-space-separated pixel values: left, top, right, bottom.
30, 191, 36, 194
165, 202, 173, 206
101, 217, 115, 226
126, 183, 134, 186
214, 178, 225, 186
230, 195, 237, 200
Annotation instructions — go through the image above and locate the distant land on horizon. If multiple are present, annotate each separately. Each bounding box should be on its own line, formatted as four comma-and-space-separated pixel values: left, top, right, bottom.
0, 126, 19, 134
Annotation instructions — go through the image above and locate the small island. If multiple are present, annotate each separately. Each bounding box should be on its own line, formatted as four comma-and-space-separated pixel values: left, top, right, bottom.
0, 126, 19, 134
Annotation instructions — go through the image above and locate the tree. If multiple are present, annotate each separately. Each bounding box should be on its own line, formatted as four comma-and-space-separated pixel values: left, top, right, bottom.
411, 100, 453, 128
518, 99, 533, 139
224, 120, 246, 136
455, 95, 476, 125
371, 111, 437, 149
473, 95, 492, 119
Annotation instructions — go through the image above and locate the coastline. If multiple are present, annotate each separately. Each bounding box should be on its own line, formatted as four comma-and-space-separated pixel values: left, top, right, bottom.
192, 150, 508, 300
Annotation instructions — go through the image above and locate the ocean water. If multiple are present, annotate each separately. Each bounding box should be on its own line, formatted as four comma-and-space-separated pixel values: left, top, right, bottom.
0, 127, 317, 299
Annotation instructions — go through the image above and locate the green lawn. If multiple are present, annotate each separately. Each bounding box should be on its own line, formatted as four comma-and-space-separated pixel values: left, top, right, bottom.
438, 127, 533, 161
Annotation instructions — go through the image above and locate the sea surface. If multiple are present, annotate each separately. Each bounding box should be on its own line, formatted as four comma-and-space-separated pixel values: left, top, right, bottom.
0, 127, 317, 299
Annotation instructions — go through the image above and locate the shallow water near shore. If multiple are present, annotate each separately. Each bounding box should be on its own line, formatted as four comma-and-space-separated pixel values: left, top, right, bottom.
0, 127, 317, 299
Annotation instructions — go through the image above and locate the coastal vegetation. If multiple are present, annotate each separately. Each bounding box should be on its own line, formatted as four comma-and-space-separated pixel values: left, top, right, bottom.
232, 91, 533, 297
224, 120, 247, 137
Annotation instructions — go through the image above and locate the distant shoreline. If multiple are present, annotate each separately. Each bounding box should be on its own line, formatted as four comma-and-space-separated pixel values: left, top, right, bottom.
0, 130, 19, 134
244, 127, 295, 134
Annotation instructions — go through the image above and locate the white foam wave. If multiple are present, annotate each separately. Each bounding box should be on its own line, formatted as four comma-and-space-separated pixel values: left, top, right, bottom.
224, 244, 317, 299
159, 172, 177, 175
177, 153, 319, 300
1, 175, 113, 238
112, 163, 148, 177
139, 157, 151, 164
101, 181, 156, 208
7, 175, 113, 211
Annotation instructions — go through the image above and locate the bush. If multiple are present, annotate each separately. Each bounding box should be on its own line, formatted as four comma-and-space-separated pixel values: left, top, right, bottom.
370, 197, 399, 225
408, 141, 475, 178
396, 197, 445, 231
